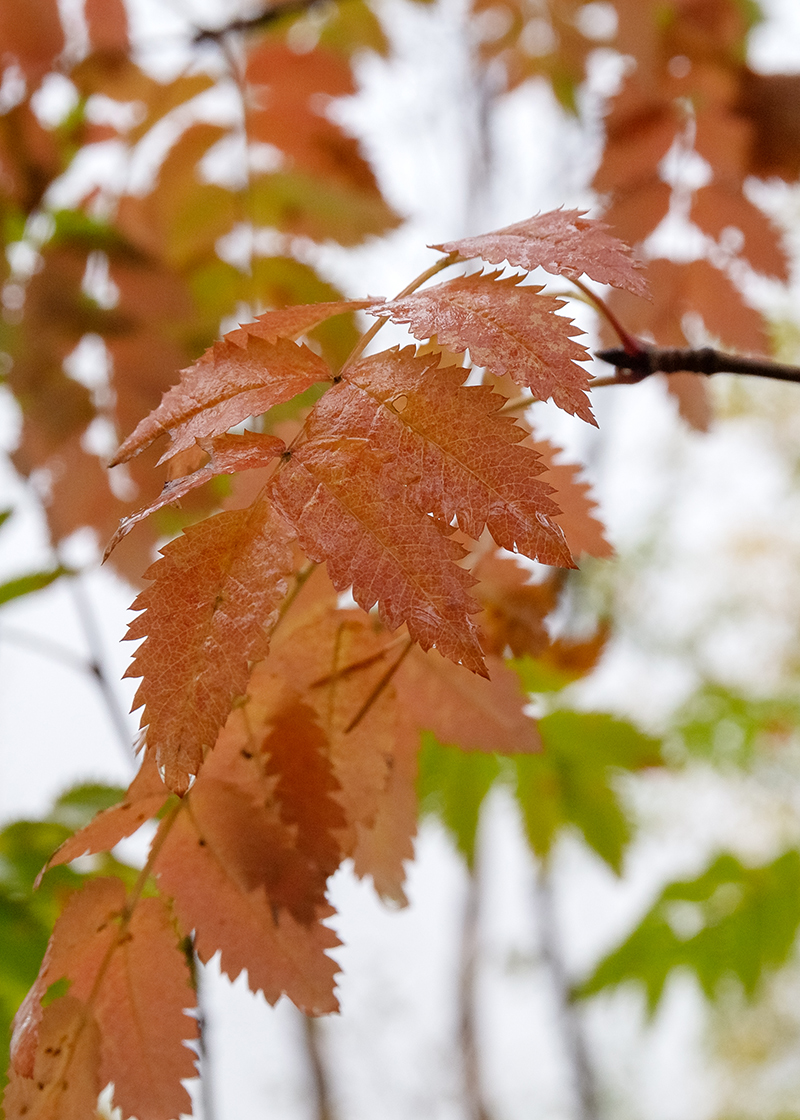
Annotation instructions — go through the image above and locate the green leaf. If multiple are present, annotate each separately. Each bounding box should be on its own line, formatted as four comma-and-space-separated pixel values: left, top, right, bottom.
514, 712, 662, 871
576, 850, 800, 1012
672, 684, 800, 767
0, 566, 70, 608
511, 654, 575, 693
0, 509, 12, 532
0, 784, 139, 1074
416, 734, 502, 867
50, 783, 127, 832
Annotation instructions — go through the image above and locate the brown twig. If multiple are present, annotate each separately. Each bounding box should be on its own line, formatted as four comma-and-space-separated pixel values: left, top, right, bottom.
595, 344, 800, 386
192, 0, 327, 43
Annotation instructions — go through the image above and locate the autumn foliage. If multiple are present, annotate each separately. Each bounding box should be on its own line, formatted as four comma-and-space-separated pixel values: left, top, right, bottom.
2, 0, 800, 1116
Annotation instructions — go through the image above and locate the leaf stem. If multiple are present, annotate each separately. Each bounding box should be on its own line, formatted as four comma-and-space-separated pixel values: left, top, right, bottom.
568, 276, 644, 355
340, 252, 460, 372
344, 636, 413, 733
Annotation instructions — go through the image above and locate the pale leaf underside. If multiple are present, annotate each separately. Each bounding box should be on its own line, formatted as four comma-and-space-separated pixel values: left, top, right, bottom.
375, 274, 595, 423
432, 209, 649, 298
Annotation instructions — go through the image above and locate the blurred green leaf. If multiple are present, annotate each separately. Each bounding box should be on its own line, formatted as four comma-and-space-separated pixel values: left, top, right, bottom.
515, 712, 662, 872
0, 784, 138, 1075
417, 734, 502, 867
511, 655, 575, 693
576, 850, 800, 1011
0, 566, 71, 608
672, 684, 800, 766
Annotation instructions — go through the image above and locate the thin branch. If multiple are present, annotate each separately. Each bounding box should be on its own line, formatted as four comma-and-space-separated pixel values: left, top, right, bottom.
534, 863, 600, 1120
193, 0, 331, 43
301, 1013, 336, 1120
460, 847, 494, 1120
595, 344, 800, 386
62, 568, 135, 761
0, 625, 93, 675
193, 955, 219, 1120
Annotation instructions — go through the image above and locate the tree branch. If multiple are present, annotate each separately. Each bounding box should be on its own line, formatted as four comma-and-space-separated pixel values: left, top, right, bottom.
595, 344, 800, 386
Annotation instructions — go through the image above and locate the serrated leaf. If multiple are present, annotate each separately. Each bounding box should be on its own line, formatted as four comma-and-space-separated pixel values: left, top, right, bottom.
514, 711, 661, 871
106, 431, 286, 554
432, 209, 648, 297
342, 348, 574, 564
397, 644, 541, 754
376, 274, 594, 422
577, 850, 800, 1011
270, 404, 486, 675
154, 781, 340, 1014
111, 331, 332, 466
10, 879, 197, 1120
5, 995, 100, 1120
48, 749, 171, 870
124, 497, 295, 793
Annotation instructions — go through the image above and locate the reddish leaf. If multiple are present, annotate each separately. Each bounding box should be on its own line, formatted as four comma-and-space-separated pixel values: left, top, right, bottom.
106, 431, 286, 555
47, 747, 170, 872
396, 645, 542, 754
376, 275, 595, 422
4, 997, 100, 1120
111, 334, 330, 466
691, 184, 789, 280
92, 897, 198, 1120
270, 388, 486, 675
154, 784, 340, 1013
342, 348, 574, 563
0, 0, 64, 84
263, 608, 409, 897
84, 0, 129, 53
124, 497, 295, 793
531, 439, 613, 559
223, 301, 378, 349
432, 209, 648, 297
13, 879, 197, 1120
472, 550, 560, 658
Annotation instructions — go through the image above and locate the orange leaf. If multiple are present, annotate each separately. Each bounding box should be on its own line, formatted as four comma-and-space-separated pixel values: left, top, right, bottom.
270, 385, 486, 675
376, 275, 595, 422
13, 879, 197, 1120
47, 747, 170, 872
84, 0, 129, 53
342, 348, 574, 563
432, 208, 648, 297
0, 0, 64, 84
264, 608, 410, 897
472, 550, 560, 658
4, 997, 100, 1120
396, 646, 541, 754
105, 431, 286, 555
111, 334, 330, 466
531, 439, 613, 559
691, 184, 789, 281
124, 497, 295, 793
154, 784, 340, 1013
93, 897, 198, 1120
